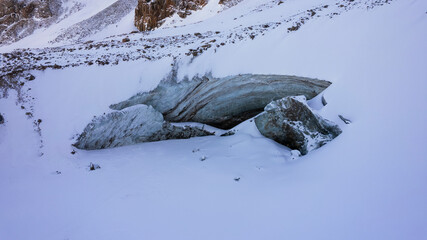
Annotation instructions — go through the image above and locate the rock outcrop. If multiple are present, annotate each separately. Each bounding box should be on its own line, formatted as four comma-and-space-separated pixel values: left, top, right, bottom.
135, 0, 206, 31
0, 0, 62, 45
255, 96, 342, 155
111, 74, 332, 129
73, 104, 213, 150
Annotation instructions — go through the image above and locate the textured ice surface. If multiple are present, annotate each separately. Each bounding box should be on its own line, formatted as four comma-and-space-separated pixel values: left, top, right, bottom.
111, 74, 331, 129
74, 104, 213, 150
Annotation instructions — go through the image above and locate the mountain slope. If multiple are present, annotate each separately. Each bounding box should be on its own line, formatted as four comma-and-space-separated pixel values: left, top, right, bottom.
0, 0, 426, 239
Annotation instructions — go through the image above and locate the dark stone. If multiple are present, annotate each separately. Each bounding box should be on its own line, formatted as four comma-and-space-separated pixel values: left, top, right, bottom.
220, 130, 235, 137
255, 96, 342, 155
0, 113, 4, 124
89, 162, 101, 171
25, 73, 35, 81
321, 95, 327, 106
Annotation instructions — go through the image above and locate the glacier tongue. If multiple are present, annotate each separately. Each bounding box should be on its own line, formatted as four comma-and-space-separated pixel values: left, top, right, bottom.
111, 73, 331, 129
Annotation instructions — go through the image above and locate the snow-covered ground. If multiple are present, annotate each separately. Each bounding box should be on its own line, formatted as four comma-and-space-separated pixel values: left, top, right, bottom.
1, 0, 426, 239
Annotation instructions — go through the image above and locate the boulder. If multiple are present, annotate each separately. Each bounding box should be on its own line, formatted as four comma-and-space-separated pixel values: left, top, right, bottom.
111, 74, 332, 129
73, 104, 213, 150
255, 96, 342, 155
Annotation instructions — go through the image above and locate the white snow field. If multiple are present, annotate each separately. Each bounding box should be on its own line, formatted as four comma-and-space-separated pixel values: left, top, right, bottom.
0, 0, 426, 239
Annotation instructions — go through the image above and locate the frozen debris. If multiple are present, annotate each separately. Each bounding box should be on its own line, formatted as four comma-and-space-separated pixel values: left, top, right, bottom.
234, 177, 240, 182
192, 148, 200, 153
25, 112, 33, 118
89, 163, 101, 171
200, 156, 207, 161
220, 130, 236, 137
338, 115, 352, 124
290, 150, 301, 161
321, 95, 327, 106
53, 0, 139, 43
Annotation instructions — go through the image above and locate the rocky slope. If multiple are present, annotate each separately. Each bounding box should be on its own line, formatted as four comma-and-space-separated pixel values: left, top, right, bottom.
0, 0, 62, 46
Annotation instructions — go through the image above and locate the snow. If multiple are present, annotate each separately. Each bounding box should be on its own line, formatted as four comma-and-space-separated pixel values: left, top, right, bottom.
89, 10, 137, 40
1, 0, 427, 239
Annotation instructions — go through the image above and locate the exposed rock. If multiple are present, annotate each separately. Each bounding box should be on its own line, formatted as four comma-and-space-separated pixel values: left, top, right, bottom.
0, 0, 62, 46
338, 114, 352, 124
73, 104, 214, 150
255, 96, 342, 155
220, 130, 235, 137
25, 73, 35, 81
111, 74, 332, 129
135, 0, 206, 31
89, 162, 101, 171
0, 113, 4, 124
321, 95, 327, 106
218, 0, 243, 8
